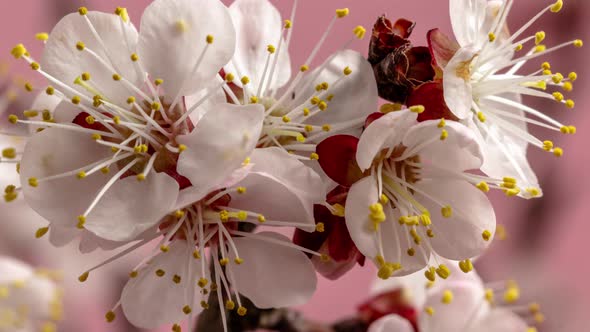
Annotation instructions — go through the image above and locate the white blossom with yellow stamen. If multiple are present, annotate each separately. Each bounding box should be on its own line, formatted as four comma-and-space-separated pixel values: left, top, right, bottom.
440, 0, 582, 198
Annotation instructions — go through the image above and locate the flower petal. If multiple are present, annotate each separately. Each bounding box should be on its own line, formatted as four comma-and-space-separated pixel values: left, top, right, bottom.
427, 29, 460, 69
290, 50, 378, 127
229, 232, 317, 308
229, 147, 323, 231
357, 110, 417, 171
177, 103, 264, 197
316, 135, 364, 187
19, 128, 112, 227
473, 308, 530, 332
449, 0, 487, 47
407, 82, 459, 122
121, 240, 204, 328
418, 283, 488, 332
225, 0, 291, 91
443, 46, 478, 119
41, 11, 140, 105
403, 120, 483, 171
368, 315, 414, 332
137, 0, 236, 98
413, 178, 495, 260
84, 172, 179, 242
185, 85, 227, 125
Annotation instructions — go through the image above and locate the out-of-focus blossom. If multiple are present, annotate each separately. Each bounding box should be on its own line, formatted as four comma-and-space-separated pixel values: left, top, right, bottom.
319, 109, 496, 279
0, 256, 62, 332
430, 0, 582, 198
369, 16, 435, 104
224, 0, 378, 161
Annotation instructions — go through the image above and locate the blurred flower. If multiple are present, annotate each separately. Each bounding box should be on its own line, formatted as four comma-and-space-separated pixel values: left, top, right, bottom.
0, 256, 62, 332
368, 261, 541, 332
224, 0, 378, 161
369, 16, 435, 104
431, 0, 582, 197
318, 109, 497, 279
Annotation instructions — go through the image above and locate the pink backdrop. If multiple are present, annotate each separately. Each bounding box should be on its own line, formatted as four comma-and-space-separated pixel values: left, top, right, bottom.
1, 0, 588, 331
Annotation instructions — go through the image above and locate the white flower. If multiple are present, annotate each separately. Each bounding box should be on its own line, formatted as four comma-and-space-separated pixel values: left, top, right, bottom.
437, 0, 582, 198
369, 261, 541, 332
224, 0, 378, 161
9, 0, 245, 243
342, 109, 497, 279
0, 256, 62, 332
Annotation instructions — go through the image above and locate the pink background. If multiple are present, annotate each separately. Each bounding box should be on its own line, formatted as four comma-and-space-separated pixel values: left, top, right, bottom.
1, 0, 588, 331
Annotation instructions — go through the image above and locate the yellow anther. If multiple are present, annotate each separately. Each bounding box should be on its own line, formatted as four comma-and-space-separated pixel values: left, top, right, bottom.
436, 264, 451, 279
315, 222, 325, 233
79, 72, 91, 81
243, 157, 251, 165
488, 32, 496, 42
78, 7, 88, 15
542, 62, 551, 70
24, 82, 33, 92
441, 205, 452, 218
424, 267, 437, 282
476, 181, 490, 192
440, 129, 448, 141
130, 53, 139, 62
560, 126, 570, 134
310, 152, 319, 160
2, 148, 16, 159
77, 171, 87, 179
380, 103, 402, 113
128, 270, 138, 278
420, 213, 432, 226
237, 306, 247, 316
234, 257, 244, 265
206, 35, 214, 44
529, 302, 541, 314
84, 115, 95, 125
379, 194, 389, 205
514, 44, 523, 51
193, 250, 201, 260
477, 111, 486, 122
504, 188, 521, 197
553, 92, 564, 102
482, 229, 492, 241
30, 62, 40, 70
504, 286, 520, 303
257, 214, 266, 223
154, 78, 164, 86
28, 177, 38, 187
182, 305, 192, 315
36, 32, 49, 41
409, 105, 425, 114
368, 203, 386, 230
565, 99, 575, 108
573, 39, 583, 48
534, 313, 545, 323
267, 44, 276, 54
284, 20, 292, 29
237, 211, 248, 221
404, 248, 415, 257
172, 324, 182, 332
35, 227, 49, 239
318, 101, 328, 111
114, 7, 129, 22
503, 177, 516, 184
155, 269, 166, 277
310, 96, 321, 105
551, 0, 563, 12
459, 259, 473, 273
552, 73, 564, 84
219, 258, 230, 266
282, 115, 291, 123
425, 306, 435, 316
535, 31, 546, 45
322, 124, 331, 132
426, 229, 435, 238
77, 215, 86, 229
100, 167, 110, 174
105, 311, 116, 323
353, 25, 366, 39
250, 96, 258, 104
112, 74, 121, 82
301, 108, 311, 117
126, 96, 136, 104
71, 96, 81, 105
553, 147, 563, 157
534, 45, 546, 53
76, 41, 85, 51
78, 272, 89, 282
567, 125, 576, 134
300, 64, 310, 72
45, 86, 55, 95
240, 75, 251, 85
336, 8, 350, 18
302, 125, 313, 134
375, 255, 386, 267
296, 133, 306, 142
377, 265, 394, 280
563, 81, 573, 92
331, 204, 345, 217
568, 72, 578, 81
485, 288, 495, 303
543, 69, 552, 75
11, 44, 27, 59
151, 102, 161, 111
343, 66, 353, 76
543, 140, 554, 151
442, 290, 454, 304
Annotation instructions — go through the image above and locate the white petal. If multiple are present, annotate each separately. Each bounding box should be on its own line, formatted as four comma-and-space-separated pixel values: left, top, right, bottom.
185, 85, 227, 124
137, 0, 236, 98
177, 103, 264, 195
403, 120, 483, 171
41, 12, 140, 105
19, 128, 112, 227
0, 257, 33, 283
368, 315, 414, 332
53, 100, 83, 124
345, 176, 428, 275
226, 0, 291, 91
121, 241, 204, 328
84, 172, 179, 242
449, 0, 488, 47
473, 308, 530, 332
413, 179, 495, 260
229, 147, 323, 231
290, 50, 378, 127
418, 283, 488, 332
443, 47, 477, 119
370, 268, 431, 307
357, 110, 417, 171
229, 232, 317, 308
27, 93, 62, 134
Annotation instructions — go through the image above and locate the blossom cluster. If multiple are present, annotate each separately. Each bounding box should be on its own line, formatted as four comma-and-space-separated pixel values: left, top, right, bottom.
0, 0, 581, 331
